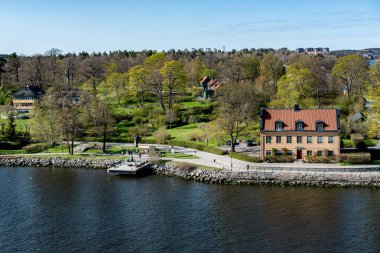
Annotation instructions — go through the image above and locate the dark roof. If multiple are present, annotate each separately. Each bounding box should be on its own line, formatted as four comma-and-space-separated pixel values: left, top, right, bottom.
350, 112, 365, 122
13, 86, 43, 98
261, 108, 339, 131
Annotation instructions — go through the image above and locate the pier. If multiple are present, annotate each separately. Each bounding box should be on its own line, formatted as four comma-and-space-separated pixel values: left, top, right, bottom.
107, 161, 151, 175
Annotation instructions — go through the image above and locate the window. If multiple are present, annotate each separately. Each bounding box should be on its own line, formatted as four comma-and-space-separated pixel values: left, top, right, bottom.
276, 136, 281, 143
286, 150, 292, 156
275, 150, 282, 156
307, 136, 312, 143
295, 121, 304, 131
297, 136, 302, 143
275, 121, 283, 131
328, 136, 333, 144
307, 150, 312, 156
316, 121, 325, 131
265, 136, 272, 143
286, 136, 292, 143
328, 151, 334, 157
317, 151, 323, 156
317, 136, 323, 144
266, 150, 272, 156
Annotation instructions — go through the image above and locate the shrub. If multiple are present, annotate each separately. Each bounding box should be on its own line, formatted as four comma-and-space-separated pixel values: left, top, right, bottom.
175, 162, 197, 172
187, 132, 205, 142
304, 155, 337, 163
230, 152, 262, 163
351, 133, 367, 150
264, 155, 294, 163
340, 153, 371, 164
154, 127, 171, 144
22, 143, 49, 154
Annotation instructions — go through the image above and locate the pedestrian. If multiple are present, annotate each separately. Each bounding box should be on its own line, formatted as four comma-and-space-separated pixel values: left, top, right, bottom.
213, 159, 215, 162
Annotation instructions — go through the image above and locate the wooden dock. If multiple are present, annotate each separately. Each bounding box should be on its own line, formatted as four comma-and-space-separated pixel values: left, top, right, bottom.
107, 161, 151, 175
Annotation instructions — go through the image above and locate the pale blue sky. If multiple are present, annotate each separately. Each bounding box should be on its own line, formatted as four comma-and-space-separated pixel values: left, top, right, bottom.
0, 0, 379, 55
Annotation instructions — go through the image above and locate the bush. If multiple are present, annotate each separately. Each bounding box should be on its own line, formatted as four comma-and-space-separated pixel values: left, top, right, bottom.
340, 153, 371, 164
22, 143, 50, 154
187, 132, 205, 142
154, 127, 171, 144
264, 155, 294, 163
168, 140, 226, 155
351, 133, 367, 150
304, 155, 337, 163
175, 162, 197, 172
230, 152, 262, 163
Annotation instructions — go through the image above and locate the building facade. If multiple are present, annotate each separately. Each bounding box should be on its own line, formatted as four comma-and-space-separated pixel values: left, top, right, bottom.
260, 105, 341, 160
12, 86, 43, 111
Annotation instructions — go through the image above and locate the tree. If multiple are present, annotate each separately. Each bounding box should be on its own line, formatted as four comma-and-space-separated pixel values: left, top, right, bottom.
128, 65, 148, 105
269, 63, 316, 108
258, 52, 284, 94
29, 92, 61, 146
366, 61, 380, 138
243, 56, 260, 82
216, 82, 258, 152
144, 53, 166, 113
105, 72, 128, 105
331, 55, 368, 105
0, 57, 6, 87
160, 60, 187, 111
4, 111, 16, 143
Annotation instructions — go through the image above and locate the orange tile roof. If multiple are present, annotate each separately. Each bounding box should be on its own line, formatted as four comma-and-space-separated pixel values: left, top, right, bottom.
262, 108, 338, 131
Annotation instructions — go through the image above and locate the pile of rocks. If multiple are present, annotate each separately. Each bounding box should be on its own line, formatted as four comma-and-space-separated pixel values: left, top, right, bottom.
152, 164, 380, 188
0, 157, 122, 169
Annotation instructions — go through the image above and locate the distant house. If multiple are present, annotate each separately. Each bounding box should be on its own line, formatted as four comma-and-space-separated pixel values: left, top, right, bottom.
12, 86, 43, 111
199, 76, 223, 99
260, 105, 341, 160
57, 89, 82, 105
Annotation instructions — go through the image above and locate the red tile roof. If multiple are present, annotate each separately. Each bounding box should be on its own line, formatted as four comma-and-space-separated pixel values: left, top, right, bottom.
262, 108, 339, 131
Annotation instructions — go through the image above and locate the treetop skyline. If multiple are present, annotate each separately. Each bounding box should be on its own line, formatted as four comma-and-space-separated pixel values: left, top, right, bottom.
0, 0, 379, 55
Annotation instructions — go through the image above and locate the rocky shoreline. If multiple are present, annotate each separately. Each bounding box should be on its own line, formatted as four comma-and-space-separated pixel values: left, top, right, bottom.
152, 164, 380, 188
0, 157, 123, 169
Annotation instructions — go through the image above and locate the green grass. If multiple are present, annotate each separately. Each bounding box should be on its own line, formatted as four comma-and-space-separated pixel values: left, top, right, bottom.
180, 101, 212, 109
364, 139, 378, 147
163, 151, 198, 159
342, 139, 353, 148
0, 149, 26, 155
167, 161, 221, 171
0, 118, 30, 132
44, 145, 70, 153
167, 123, 204, 142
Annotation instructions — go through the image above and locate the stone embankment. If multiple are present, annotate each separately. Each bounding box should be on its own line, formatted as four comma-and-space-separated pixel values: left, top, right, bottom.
153, 164, 380, 188
0, 157, 122, 169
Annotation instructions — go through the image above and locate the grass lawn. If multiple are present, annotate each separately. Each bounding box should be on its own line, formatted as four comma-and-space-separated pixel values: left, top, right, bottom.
0, 149, 26, 155
365, 139, 378, 147
180, 101, 212, 109
44, 145, 70, 153
0, 118, 30, 132
167, 123, 203, 142
166, 161, 221, 171
163, 151, 198, 159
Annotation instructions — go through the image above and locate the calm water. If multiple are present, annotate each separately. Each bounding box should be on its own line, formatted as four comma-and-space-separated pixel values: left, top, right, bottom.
1, 167, 380, 252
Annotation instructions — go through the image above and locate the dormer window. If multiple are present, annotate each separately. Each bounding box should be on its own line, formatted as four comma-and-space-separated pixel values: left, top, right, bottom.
295, 120, 304, 131
316, 121, 325, 131
275, 120, 283, 131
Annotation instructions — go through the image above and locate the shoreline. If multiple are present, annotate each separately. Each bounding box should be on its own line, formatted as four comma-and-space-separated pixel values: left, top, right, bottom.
1, 156, 380, 188
152, 163, 380, 188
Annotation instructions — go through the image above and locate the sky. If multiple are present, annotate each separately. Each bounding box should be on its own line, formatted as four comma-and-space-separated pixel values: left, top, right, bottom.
0, 0, 379, 55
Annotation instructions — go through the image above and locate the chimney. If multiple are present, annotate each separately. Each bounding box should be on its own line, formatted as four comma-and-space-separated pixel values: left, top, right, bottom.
294, 104, 300, 111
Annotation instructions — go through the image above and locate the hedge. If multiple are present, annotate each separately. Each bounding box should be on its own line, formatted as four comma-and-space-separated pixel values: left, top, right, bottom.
340, 153, 372, 164
304, 155, 337, 163
23, 143, 50, 154
230, 152, 262, 163
168, 140, 226, 155
264, 155, 295, 163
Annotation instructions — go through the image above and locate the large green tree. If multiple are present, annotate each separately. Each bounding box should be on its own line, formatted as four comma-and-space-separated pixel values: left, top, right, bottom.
269, 63, 316, 108
331, 55, 368, 105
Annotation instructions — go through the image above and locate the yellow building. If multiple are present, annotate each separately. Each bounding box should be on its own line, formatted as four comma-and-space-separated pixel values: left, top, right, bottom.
260, 105, 341, 160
